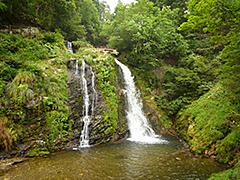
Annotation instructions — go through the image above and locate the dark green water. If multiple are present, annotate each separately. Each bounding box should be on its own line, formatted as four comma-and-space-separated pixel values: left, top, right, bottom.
1, 136, 228, 180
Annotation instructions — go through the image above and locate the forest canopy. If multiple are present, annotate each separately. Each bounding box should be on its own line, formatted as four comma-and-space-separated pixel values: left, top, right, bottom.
0, 0, 110, 45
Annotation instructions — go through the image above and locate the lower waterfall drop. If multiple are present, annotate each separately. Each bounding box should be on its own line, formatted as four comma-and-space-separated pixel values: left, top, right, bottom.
68, 43, 97, 149
115, 59, 166, 144
77, 59, 96, 148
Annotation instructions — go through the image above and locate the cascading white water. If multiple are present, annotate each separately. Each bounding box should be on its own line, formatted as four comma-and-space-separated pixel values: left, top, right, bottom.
115, 59, 166, 144
79, 59, 91, 147
75, 59, 79, 74
77, 59, 97, 148
68, 42, 97, 149
67, 41, 73, 53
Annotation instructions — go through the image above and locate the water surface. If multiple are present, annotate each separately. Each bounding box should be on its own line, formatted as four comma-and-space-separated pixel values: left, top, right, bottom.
1, 136, 228, 180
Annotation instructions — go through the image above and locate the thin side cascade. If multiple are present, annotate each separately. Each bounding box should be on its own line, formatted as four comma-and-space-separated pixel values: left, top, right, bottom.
79, 59, 91, 148
68, 43, 96, 149
67, 41, 73, 53
115, 59, 167, 144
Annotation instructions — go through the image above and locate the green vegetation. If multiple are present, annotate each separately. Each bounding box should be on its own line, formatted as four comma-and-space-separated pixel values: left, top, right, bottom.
209, 162, 240, 180
0, 0, 108, 45
0, 0, 240, 178
179, 0, 240, 104
0, 31, 70, 151
95, 55, 118, 136
102, 1, 188, 74
176, 85, 239, 165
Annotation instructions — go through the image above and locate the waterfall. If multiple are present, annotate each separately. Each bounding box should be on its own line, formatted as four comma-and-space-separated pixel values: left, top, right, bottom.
73, 58, 97, 148
67, 41, 73, 53
75, 59, 79, 74
79, 59, 90, 148
115, 59, 165, 144
68, 41, 97, 149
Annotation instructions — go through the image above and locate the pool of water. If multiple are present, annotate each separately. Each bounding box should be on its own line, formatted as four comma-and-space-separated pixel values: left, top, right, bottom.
1, 136, 228, 180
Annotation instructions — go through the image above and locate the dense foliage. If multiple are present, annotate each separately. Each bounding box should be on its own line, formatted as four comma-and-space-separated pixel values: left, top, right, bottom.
0, 0, 108, 45
102, 1, 188, 68
0, 31, 70, 152
176, 85, 240, 164
179, 0, 240, 107
1, 0, 240, 178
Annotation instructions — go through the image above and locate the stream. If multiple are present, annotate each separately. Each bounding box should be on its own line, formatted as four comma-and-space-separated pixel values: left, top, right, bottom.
1, 136, 228, 180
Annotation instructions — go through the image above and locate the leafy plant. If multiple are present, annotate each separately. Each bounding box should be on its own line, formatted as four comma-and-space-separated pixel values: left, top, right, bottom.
0, 116, 18, 151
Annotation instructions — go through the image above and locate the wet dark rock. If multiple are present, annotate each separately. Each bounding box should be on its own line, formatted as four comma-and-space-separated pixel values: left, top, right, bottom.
67, 59, 128, 146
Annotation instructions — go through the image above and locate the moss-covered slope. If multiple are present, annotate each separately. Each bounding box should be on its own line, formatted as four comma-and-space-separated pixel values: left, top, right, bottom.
0, 31, 72, 156
176, 85, 240, 167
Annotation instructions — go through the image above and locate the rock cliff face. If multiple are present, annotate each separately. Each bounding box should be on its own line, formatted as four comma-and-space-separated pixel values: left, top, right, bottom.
67, 58, 128, 146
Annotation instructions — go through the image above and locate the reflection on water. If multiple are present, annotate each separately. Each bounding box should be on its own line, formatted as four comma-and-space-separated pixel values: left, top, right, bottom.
1, 136, 228, 180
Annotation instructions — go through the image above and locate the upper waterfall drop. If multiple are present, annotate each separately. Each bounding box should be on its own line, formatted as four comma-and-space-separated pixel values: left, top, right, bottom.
67, 41, 73, 53
115, 59, 167, 144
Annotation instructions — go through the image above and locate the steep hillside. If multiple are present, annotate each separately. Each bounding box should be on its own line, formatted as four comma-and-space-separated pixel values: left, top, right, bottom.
175, 85, 240, 178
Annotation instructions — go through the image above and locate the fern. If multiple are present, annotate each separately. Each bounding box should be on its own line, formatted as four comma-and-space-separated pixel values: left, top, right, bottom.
8, 83, 34, 105
13, 71, 36, 84
0, 116, 17, 151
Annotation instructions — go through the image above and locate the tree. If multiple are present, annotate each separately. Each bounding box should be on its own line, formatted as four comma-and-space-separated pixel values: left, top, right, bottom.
103, 0, 188, 67
99, 1, 111, 21
149, 0, 188, 25
0, 0, 93, 42
75, 0, 101, 45
0, 0, 31, 26
179, 0, 240, 104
